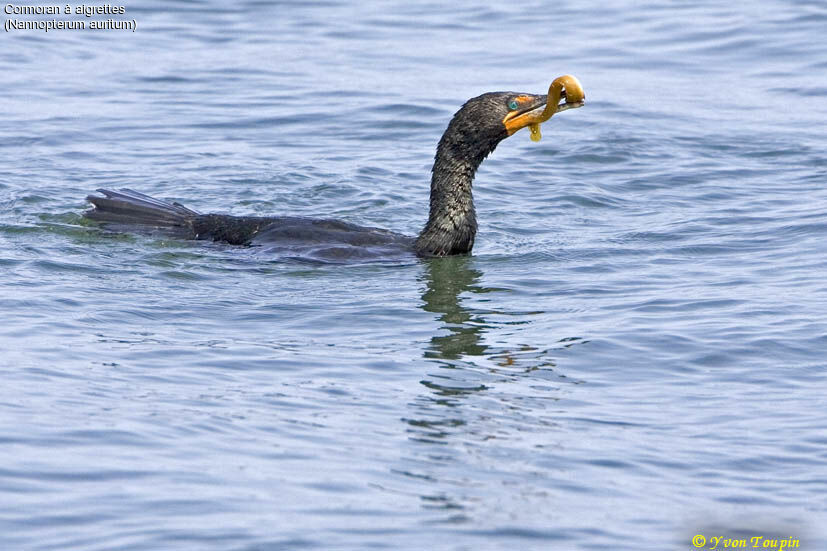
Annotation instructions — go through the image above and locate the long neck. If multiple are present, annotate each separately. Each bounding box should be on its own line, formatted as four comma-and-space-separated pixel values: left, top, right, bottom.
416, 111, 508, 257
414, 144, 480, 257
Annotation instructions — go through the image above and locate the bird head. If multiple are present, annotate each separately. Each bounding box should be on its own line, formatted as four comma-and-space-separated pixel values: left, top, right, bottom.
439, 75, 585, 166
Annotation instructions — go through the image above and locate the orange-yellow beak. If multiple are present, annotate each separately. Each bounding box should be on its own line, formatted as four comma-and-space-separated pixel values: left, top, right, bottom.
503, 75, 585, 136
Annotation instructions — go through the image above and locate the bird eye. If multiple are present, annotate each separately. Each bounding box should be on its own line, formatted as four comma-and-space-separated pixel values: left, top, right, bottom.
508, 100, 519, 110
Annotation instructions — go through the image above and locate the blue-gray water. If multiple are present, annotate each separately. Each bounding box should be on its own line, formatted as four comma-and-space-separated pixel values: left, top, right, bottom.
2, 1, 827, 549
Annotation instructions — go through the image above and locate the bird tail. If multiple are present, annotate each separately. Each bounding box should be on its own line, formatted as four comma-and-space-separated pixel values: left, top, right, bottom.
85, 188, 199, 232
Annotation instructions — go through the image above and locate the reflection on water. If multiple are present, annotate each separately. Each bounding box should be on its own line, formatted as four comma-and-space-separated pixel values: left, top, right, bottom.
420, 256, 489, 364
405, 255, 583, 442
418, 255, 584, 384
400, 256, 589, 521
403, 257, 487, 452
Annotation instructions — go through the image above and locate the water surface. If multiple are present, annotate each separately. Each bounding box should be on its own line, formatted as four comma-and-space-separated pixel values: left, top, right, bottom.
2, 1, 826, 549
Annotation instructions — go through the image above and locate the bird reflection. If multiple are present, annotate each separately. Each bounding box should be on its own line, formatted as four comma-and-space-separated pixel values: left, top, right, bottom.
419, 255, 490, 363
398, 256, 584, 517
409, 255, 580, 423
417, 255, 563, 382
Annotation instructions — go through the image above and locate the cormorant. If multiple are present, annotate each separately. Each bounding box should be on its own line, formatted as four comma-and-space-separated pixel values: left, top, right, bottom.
85, 76, 584, 258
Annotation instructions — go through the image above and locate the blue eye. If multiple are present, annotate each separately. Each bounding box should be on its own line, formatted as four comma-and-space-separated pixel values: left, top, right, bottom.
508, 100, 519, 110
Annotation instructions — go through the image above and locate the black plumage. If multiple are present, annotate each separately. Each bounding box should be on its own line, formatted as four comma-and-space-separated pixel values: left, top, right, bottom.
85, 90, 566, 258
